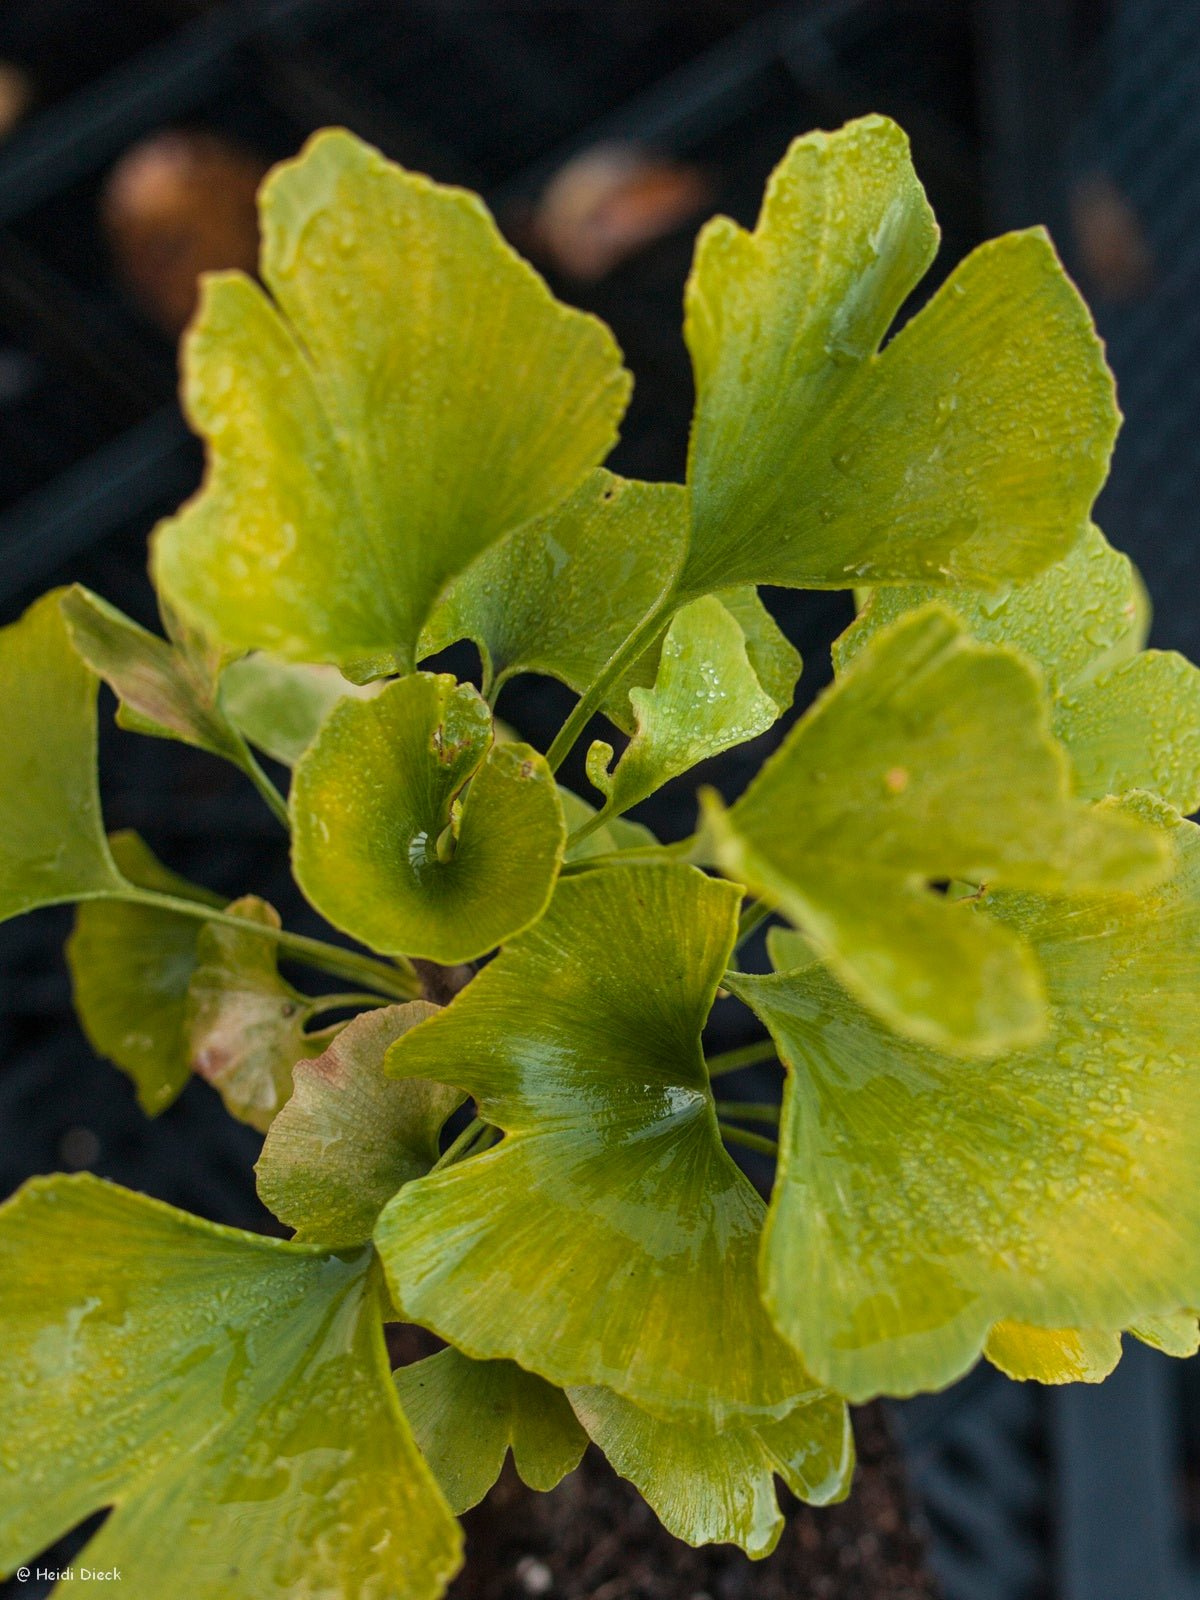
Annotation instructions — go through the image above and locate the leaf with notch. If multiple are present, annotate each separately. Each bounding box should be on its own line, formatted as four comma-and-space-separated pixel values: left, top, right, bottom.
396, 1349, 586, 1513
0, 591, 123, 921
727, 798, 1200, 1398
0, 1174, 461, 1600
256, 1003, 460, 1247
291, 673, 565, 962
153, 129, 630, 679
705, 604, 1168, 1055
567, 1384, 852, 1557
374, 863, 838, 1426
682, 115, 1117, 599
983, 1313, 1200, 1383
839, 525, 1200, 812
422, 471, 686, 709
586, 596, 783, 821
67, 831, 222, 1115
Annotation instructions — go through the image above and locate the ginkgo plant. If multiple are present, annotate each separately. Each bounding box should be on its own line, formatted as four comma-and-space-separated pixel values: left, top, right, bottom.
2, 112, 1200, 1597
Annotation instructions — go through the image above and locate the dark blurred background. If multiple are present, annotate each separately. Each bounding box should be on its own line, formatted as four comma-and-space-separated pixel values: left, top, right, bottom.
1, 3, 1198, 1597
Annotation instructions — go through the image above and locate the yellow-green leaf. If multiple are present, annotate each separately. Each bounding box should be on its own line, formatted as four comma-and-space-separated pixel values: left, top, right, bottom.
220, 653, 384, 766
66, 831, 222, 1115
291, 673, 565, 962
682, 116, 1116, 598
61, 585, 246, 764
184, 895, 330, 1131
396, 1348, 586, 1513
375, 863, 830, 1423
567, 1385, 852, 1558
983, 1323, 1122, 1384
727, 799, 1200, 1399
840, 525, 1200, 812
586, 595, 781, 822
422, 471, 685, 709
256, 1003, 460, 1246
706, 604, 1168, 1055
153, 128, 630, 678
0, 1174, 461, 1600
0, 591, 122, 921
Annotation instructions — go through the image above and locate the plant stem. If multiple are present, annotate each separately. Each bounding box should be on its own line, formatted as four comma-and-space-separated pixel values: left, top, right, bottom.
544, 595, 673, 775
431, 1117, 498, 1172
307, 992, 392, 1017
705, 1039, 780, 1078
559, 835, 696, 875
238, 743, 291, 829
714, 1100, 781, 1124
564, 807, 612, 853
717, 1121, 778, 1157
735, 898, 772, 950
122, 887, 420, 1000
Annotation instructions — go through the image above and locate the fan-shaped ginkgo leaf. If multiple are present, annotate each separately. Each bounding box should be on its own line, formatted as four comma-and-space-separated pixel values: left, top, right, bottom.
375, 863, 838, 1427
705, 604, 1168, 1055
0, 1174, 461, 1600
152, 129, 629, 680
585, 595, 781, 823
396, 1348, 587, 1513
727, 799, 1200, 1399
421, 471, 686, 710
0, 591, 122, 921
567, 1384, 852, 1558
292, 673, 564, 962
681, 115, 1117, 600
67, 831, 222, 1114
839, 525, 1200, 813
256, 1003, 460, 1247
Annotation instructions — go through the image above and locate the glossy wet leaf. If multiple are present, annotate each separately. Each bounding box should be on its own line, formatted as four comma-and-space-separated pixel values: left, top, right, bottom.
292, 673, 565, 962
185, 895, 330, 1131
0, 591, 123, 921
682, 116, 1116, 599
67, 831, 222, 1114
728, 799, 1200, 1398
61, 585, 247, 765
984, 1309, 1200, 1383
983, 1322, 1122, 1384
840, 525, 1200, 812
375, 863, 824, 1421
586, 596, 782, 820
422, 471, 686, 710
257, 1003, 460, 1246
0, 1174, 461, 1600
220, 652, 384, 766
706, 605, 1168, 1055
396, 1348, 586, 1513
568, 1385, 852, 1558
153, 128, 630, 678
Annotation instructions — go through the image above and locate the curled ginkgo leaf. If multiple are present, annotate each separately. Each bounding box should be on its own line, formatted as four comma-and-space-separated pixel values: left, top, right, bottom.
291, 673, 565, 962
153, 128, 630, 678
